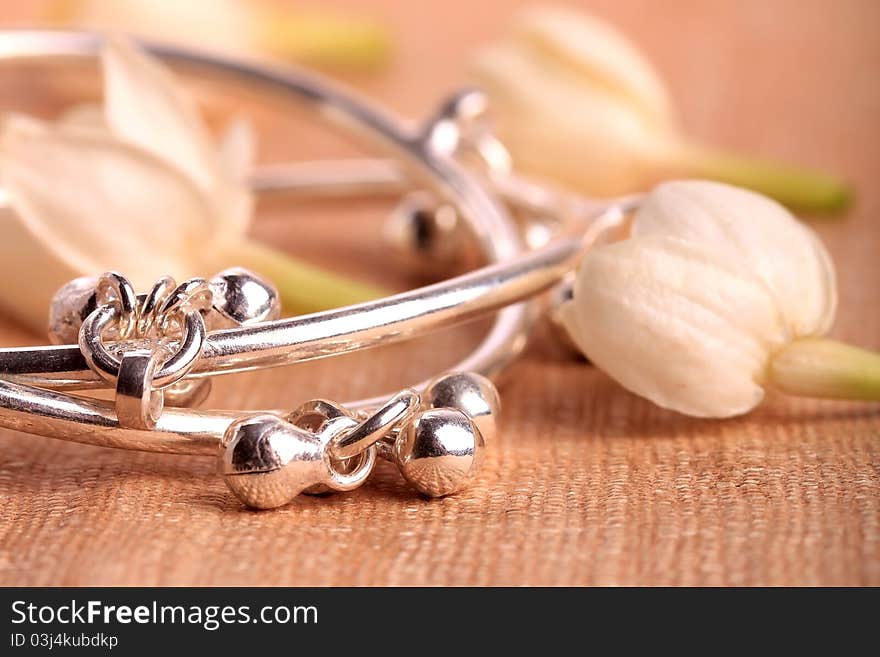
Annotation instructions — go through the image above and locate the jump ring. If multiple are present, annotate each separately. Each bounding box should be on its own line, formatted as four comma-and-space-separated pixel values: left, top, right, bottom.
152, 312, 207, 387
326, 444, 377, 491
287, 399, 350, 433
95, 272, 138, 339
328, 388, 421, 460
79, 304, 125, 384
115, 349, 165, 429
137, 275, 176, 338
158, 278, 212, 335
319, 415, 377, 492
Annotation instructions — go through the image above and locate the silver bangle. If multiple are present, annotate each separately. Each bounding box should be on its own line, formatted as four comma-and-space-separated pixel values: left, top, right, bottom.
0, 30, 631, 508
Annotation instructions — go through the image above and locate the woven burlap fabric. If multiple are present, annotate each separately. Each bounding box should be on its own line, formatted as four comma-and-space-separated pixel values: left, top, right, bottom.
0, 0, 877, 586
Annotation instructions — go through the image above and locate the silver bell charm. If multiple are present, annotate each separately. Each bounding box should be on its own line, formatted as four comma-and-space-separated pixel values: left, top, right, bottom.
220, 413, 374, 509
392, 407, 485, 498
207, 267, 281, 330
423, 372, 500, 444
382, 191, 463, 276
47, 276, 99, 344
175, 268, 277, 407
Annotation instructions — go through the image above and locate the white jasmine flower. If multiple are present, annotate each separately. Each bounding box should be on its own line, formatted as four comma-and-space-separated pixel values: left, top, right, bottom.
560, 180, 878, 417
471, 4, 850, 212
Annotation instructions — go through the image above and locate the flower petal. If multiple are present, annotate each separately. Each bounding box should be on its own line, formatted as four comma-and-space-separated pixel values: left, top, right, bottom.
632, 180, 837, 336
471, 42, 672, 194
102, 35, 222, 192
58, 102, 109, 135
0, 205, 81, 333
561, 234, 790, 417
511, 5, 675, 129
0, 114, 213, 293
218, 117, 256, 182
102, 36, 253, 236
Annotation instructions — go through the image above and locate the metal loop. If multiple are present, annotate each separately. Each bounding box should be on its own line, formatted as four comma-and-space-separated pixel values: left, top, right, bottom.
421, 89, 513, 176
96, 271, 138, 339
288, 399, 350, 433
136, 275, 176, 338
158, 278, 212, 335
79, 305, 207, 388
153, 312, 206, 387
328, 388, 421, 460
327, 444, 376, 491
115, 349, 165, 429
319, 415, 377, 492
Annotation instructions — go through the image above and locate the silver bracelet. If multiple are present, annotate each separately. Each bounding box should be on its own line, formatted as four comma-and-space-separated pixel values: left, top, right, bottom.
0, 30, 630, 509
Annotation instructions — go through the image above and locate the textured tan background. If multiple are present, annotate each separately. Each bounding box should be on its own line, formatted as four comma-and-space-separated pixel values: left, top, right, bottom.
0, 0, 878, 586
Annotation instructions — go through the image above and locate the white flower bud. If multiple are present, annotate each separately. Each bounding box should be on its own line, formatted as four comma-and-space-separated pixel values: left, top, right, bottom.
471, 5, 676, 196
560, 180, 838, 417
471, 5, 850, 211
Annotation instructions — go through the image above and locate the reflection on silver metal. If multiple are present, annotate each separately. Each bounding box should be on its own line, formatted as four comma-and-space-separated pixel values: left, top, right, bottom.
77, 272, 212, 398
136, 275, 177, 338
393, 408, 485, 497
383, 191, 464, 275
163, 376, 212, 408
329, 388, 420, 460
221, 413, 375, 509
115, 349, 165, 430
420, 89, 513, 176
95, 272, 138, 339
47, 276, 99, 345
207, 268, 280, 329
422, 372, 500, 444
287, 398, 376, 496
78, 304, 206, 388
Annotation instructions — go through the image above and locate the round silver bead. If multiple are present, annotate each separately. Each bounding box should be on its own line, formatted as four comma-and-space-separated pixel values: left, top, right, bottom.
423, 372, 500, 444
47, 276, 99, 345
382, 191, 463, 276
207, 267, 281, 329
393, 407, 485, 497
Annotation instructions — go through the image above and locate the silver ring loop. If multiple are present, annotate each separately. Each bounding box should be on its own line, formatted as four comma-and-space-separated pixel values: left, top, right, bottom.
137, 275, 176, 338
115, 349, 165, 429
153, 312, 206, 387
320, 416, 377, 492
157, 278, 212, 335
329, 389, 421, 460
96, 272, 138, 339
288, 399, 350, 432
327, 446, 376, 491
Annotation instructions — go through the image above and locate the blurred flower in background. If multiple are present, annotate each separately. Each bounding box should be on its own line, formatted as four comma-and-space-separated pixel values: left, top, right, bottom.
472, 5, 851, 213
45, 0, 391, 71
0, 37, 383, 333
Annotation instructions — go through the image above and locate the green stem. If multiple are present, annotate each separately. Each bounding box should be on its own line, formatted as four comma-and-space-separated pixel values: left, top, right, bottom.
255, 10, 392, 72
768, 338, 880, 400
673, 142, 853, 214
223, 238, 389, 315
